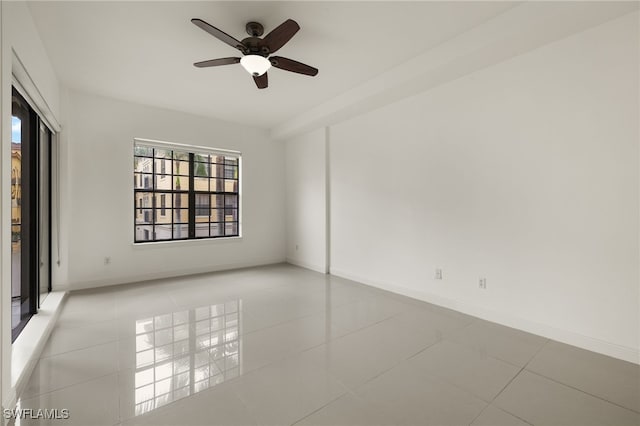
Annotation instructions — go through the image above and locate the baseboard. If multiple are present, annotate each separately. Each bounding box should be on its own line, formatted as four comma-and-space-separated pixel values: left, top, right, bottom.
286, 257, 327, 274
67, 257, 286, 291
330, 267, 640, 365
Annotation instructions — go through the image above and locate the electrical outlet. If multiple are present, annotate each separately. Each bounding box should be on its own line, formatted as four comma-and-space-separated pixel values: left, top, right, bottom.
479, 278, 487, 289
104, 256, 111, 265
435, 268, 443, 280
295, 245, 299, 251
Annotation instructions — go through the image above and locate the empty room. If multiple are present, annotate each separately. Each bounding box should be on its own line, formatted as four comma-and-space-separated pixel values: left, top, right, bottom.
0, 1, 638, 425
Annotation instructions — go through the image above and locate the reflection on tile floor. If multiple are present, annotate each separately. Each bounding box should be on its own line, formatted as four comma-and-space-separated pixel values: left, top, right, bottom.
14, 264, 640, 426
132, 300, 241, 416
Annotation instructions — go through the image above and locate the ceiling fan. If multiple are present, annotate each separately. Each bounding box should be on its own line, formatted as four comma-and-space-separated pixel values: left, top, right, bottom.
191, 18, 318, 89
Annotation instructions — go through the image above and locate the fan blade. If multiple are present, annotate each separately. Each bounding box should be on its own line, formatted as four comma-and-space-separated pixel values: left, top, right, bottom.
253, 73, 268, 89
270, 56, 318, 76
262, 19, 300, 54
192, 18, 245, 52
194, 57, 241, 68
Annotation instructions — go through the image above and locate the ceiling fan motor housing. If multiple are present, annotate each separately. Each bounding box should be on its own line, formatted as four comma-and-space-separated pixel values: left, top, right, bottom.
240, 37, 270, 57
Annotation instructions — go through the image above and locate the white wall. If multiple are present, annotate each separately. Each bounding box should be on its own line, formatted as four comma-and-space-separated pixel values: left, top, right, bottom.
284, 128, 327, 273
328, 12, 639, 362
60, 90, 286, 290
1, 0, 63, 410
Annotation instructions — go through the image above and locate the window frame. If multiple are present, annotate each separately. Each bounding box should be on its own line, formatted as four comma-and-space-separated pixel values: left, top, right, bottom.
133, 139, 241, 244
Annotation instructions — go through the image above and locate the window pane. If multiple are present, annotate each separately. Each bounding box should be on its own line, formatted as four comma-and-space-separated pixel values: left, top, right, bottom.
154, 193, 173, 209
155, 209, 172, 224
224, 195, 238, 209
135, 173, 153, 189
174, 209, 189, 223
195, 223, 209, 238
211, 194, 224, 208
224, 222, 238, 236
143, 175, 154, 189
154, 157, 171, 175
173, 175, 189, 191
210, 178, 224, 192
224, 209, 238, 222
135, 157, 153, 173
224, 180, 237, 192
155, 148, 172, 159
224, 165, 238, 179
195, 194, 209, 218
136, 225, 153, 241
135, 192, 153, 208
134, 145, 153, 157
173, 224, 188, 239
225, 157, 238, 166
211, 223, 223, 237
194, 162, 209, 177
154, 225, 172, 240
154, 175, 172, 191
173, 193, 188, 209
210, 163, 224, 178
210, 208, 223, 223
211, 155, 225, 164
173, 151, 190, 174
194, 177, 208, 191
136, 209, 153, 224
194, 153, 209, 162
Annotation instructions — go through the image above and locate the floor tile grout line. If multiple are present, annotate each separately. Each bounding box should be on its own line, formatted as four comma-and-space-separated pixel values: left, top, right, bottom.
488, 339, 554, 425
523, 369, 640, 415
467, 402, 535, 426
405, 336, 447, 362
236, 289, 386, 337
18, 370, 119, 403
520, 341, 640, 415
240, 298, 378, 341
39, 337, 123, 360
225, 381, 262, 426
323, 296, 468, 344
408, 332, 542, 380
406, 363, 496, 406
442, 323, 550, 371
466, 402, 492, 426
492, 338, 550, 402
338, 336, 445, 396
287, 389, 351, 426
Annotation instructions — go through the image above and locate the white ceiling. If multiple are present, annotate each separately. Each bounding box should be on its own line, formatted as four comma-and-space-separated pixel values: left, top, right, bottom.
27, 1, 518, 129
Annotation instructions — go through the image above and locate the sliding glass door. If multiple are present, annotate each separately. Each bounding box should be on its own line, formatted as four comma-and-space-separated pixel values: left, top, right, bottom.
11, 86, 52, 341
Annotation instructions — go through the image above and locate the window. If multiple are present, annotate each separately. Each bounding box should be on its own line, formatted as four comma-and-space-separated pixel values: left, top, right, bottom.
195, 194, 208, 217
134, 141, 240, 243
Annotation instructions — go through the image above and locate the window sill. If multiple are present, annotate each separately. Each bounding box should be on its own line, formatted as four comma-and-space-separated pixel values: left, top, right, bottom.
132, 235, 243, 249
12, 291, 67, 402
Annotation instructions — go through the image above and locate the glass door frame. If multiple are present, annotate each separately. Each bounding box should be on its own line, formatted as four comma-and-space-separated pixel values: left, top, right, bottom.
11, 86, 53, 342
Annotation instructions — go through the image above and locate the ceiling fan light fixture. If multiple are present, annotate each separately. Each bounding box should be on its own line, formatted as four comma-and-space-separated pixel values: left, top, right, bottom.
240, 55, 271, 77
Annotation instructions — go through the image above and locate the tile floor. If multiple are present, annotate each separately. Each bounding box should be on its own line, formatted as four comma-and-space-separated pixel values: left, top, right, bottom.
13, 264, 640, 426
